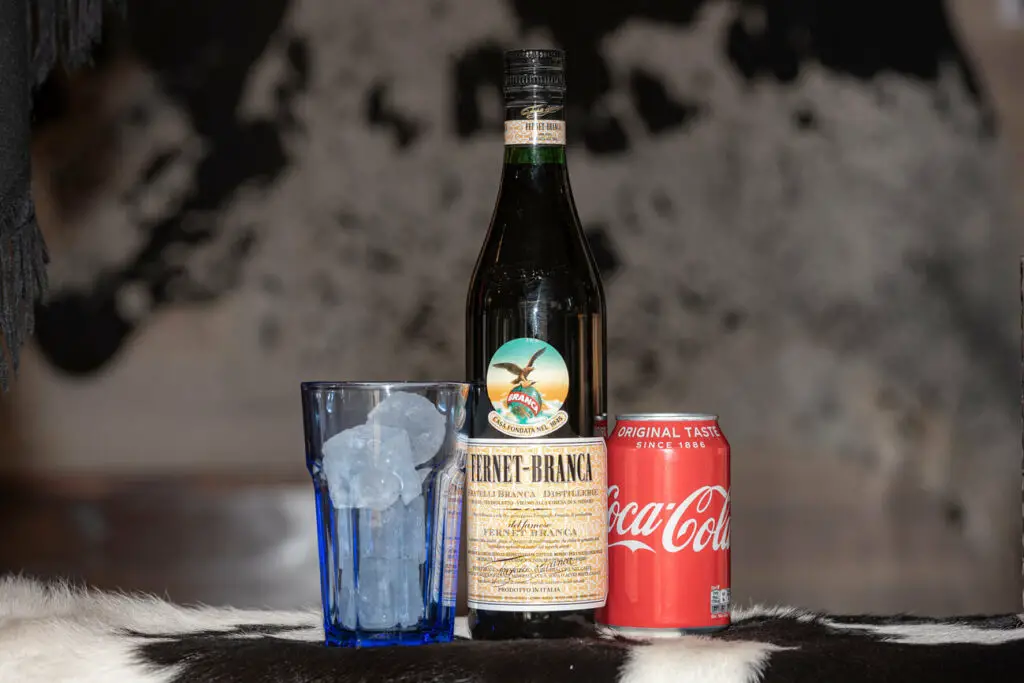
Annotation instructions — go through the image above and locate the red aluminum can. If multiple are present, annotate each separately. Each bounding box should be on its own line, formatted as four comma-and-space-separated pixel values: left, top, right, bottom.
597, 413, 731, 634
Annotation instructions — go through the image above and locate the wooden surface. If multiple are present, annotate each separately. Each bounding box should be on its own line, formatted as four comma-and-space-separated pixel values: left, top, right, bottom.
0, 474, 324, 611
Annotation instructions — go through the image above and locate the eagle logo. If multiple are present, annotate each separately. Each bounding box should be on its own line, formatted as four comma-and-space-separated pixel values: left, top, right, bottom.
491, 347, 546, 388
485, 338, 569, 436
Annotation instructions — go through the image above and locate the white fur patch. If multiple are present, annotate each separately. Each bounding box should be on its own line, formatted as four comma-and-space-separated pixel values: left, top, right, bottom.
821, 618, 1024, 645
731, 604, 816, 623
619, 637, 783, 683
0, 576, 319, 682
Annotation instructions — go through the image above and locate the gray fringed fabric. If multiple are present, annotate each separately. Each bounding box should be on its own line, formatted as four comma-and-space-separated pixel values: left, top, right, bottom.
0, 0, 120, 391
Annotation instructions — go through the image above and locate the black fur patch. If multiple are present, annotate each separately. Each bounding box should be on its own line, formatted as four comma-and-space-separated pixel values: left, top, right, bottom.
137, 633, 630, 683
130, 608, 1024, 683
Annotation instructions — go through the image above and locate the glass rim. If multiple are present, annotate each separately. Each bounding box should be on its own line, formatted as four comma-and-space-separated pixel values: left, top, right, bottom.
301, 380, 475, 392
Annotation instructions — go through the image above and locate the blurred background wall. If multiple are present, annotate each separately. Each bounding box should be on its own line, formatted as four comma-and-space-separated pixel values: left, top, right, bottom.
1, 0, 1022, 615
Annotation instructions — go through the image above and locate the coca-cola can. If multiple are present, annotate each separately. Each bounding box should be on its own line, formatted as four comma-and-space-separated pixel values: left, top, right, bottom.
598, 413, 731, 634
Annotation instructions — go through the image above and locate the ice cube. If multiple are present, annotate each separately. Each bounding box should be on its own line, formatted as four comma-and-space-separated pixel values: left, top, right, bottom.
355, 558, 424, 630
369, 391, 446, 465
357, 558, 395, 629
335, 508, 357, 630
354, 498, 426, 630
358, 496, 426, 561
321, 423, 419, 510
398, 459, 423, 505
397, 561, 424, 627
404, 496, 426, 563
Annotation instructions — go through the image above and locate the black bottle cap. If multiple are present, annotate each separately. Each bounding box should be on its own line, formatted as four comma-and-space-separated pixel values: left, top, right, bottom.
504, 49, 565, 92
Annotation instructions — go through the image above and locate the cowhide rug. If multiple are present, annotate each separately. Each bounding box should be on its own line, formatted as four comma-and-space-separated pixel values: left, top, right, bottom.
1, 576, 1022, 682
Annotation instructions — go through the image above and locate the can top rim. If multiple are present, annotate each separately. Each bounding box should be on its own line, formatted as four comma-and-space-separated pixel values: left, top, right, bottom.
616, 413, 718, 422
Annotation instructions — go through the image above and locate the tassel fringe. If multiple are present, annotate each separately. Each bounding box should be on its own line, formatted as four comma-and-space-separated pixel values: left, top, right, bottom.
0, 193, 48, 392
28, 0, 115, 87
0, 0, 121, 390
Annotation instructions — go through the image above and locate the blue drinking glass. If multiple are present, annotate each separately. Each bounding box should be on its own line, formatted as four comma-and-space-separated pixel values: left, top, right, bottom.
300, 381, 470, 647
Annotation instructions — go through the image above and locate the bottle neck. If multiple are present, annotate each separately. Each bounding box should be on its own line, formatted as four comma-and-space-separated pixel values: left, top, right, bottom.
503, 145, 565, 165
498, 142, 570, 201
489, 95, 580, 260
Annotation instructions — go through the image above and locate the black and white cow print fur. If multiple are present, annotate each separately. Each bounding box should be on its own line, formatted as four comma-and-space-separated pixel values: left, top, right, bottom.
2, 576, 1022, 682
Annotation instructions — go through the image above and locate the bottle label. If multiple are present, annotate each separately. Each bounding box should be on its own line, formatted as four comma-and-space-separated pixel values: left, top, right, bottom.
485, 338, 569, 437
504, 120, 565, 146
466, 437, 608, 611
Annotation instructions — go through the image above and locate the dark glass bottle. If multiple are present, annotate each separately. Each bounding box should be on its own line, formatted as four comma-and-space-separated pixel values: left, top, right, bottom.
464, 49, 608, 641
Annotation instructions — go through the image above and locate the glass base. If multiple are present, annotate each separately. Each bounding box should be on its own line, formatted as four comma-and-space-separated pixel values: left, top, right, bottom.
324, 625, 455, 648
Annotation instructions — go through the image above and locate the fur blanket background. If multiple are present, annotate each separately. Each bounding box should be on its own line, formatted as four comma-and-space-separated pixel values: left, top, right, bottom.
2, 576, 1022, 683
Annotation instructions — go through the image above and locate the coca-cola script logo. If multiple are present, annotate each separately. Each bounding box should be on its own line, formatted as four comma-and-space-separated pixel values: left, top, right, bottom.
607, 485, 730, 553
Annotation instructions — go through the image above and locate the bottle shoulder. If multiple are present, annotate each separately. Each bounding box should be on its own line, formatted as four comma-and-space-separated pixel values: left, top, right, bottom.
470, 262, 602, 300
469, 161, 606, 312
